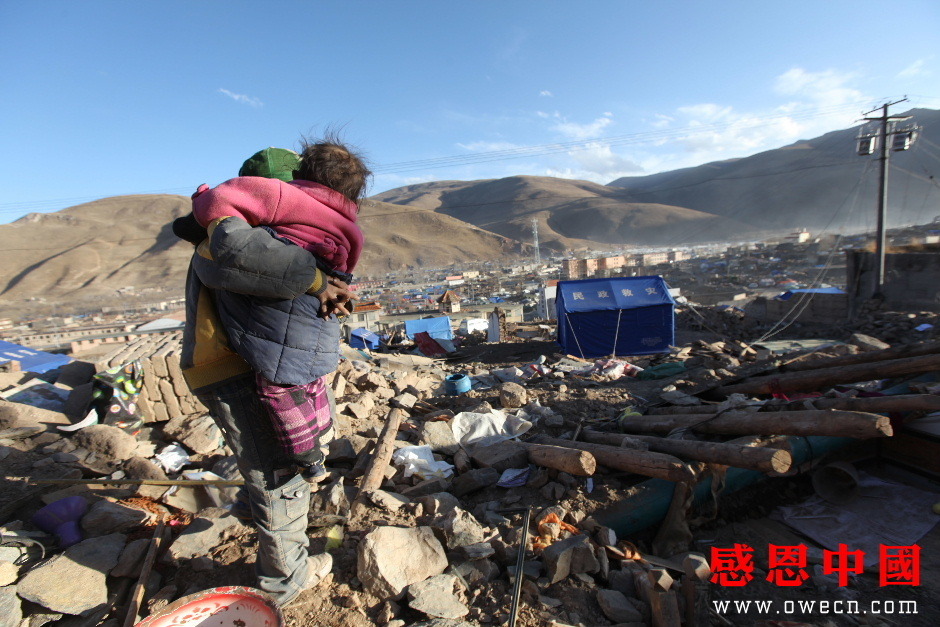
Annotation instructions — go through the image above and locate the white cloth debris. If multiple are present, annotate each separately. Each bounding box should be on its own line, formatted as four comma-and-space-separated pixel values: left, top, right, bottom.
449, 409, 533, 447
392, 445, 454, 480
154, 442, 190, 473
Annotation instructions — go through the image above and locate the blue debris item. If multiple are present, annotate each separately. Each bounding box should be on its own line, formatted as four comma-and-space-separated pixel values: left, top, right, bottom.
349, 327, 381, 350
556, 276, 676, 358
775, 287, 846, 300
404, 316, 454, 341
444, 373, 471, 395
32, 496, 89, 547
0, 340, 71, 374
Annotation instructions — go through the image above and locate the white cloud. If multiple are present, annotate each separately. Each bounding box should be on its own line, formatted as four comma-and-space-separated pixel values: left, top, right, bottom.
899, 58, 930, 79
218, 88, 263, 108
676, 103, 734, 123
773, 68, 863, 107
544, 143, 644, 184
650, 114, 674, 129
645, 67, 867, 168
540, 90, 554, 97
551, 113, 614, 140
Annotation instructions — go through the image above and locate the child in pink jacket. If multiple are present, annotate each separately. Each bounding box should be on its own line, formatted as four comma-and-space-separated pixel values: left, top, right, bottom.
192, 141, 370, 484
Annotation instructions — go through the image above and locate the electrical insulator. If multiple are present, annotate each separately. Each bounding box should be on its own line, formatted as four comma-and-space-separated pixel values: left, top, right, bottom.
892, 129, 917, 151
857, 135, 877, 155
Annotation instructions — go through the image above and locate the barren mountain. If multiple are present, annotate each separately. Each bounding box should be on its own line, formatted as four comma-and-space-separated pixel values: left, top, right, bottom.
0, 194, 521, 311
608, 108, 940, 231
373, 175, 756, 250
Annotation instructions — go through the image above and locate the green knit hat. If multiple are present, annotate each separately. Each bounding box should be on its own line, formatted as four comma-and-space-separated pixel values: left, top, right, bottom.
238, 147, 301, 182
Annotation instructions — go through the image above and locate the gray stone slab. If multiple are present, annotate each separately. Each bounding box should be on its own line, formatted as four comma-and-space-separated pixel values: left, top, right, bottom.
17, 533, 126, 615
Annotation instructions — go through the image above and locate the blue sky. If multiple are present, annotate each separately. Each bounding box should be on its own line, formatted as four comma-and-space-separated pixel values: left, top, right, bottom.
0, 1, 937, 222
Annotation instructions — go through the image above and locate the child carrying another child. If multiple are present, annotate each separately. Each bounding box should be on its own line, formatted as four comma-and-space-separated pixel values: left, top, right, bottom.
191, 139, 370, 484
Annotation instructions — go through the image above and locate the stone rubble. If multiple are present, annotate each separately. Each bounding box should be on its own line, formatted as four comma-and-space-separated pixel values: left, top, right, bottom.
1, 314, 937, 626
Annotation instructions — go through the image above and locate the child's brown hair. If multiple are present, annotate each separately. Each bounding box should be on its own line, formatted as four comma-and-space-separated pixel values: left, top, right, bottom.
296, 133, 371, 203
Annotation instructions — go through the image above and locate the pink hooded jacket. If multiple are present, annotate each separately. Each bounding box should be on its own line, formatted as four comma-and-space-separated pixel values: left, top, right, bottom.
192, 176, 363, 273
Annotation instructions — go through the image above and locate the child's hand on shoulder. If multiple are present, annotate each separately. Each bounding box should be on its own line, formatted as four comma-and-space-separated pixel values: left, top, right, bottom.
318, 276, 355, 318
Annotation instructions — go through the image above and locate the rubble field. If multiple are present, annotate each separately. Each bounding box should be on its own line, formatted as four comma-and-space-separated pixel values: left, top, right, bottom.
0, 305, 939, 627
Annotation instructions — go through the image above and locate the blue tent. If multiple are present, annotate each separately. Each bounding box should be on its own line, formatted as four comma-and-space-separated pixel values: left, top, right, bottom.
404, 316, 453, 341
556, 276, 676, 358
0, 340, 72, 374
349, 328, 381, 350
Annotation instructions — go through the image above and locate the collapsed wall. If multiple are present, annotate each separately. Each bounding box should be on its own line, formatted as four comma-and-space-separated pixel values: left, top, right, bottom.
93, 332, 205, 423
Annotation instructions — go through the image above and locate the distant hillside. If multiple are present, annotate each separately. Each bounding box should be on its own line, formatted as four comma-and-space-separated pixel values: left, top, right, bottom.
0, 194, 521, 310
608, 108, 940, 231
373, 175, 756, 250
356, 198, 522, 271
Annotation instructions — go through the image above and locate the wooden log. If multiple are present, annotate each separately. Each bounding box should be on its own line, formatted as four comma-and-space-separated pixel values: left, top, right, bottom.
582, 429, 792, 474
532, 436, 695, 482
648, 405, 720, 415
650, 394, 940, 415
811, 394, 940, 413
616, 409, 892, 439
717, 353, 940, 396
520, 442, 597, 476
122, 519, 165, 627
350, 408, 405, 518
784, 340, 940, 372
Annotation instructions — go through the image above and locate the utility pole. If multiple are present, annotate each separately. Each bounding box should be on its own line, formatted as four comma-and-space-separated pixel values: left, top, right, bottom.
858, 99, 915, 297
531, 218, 541, 268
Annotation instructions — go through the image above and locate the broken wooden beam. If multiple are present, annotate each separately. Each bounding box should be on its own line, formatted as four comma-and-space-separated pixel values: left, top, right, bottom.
717, 353, 940, 397
350, 407, 405, 519
581, 429, 792, 474
532, 436, 695, 482
783, 340, 940, 372
648, 394, 940, 415
519, 442, 597, 476
616, 409, 892, 439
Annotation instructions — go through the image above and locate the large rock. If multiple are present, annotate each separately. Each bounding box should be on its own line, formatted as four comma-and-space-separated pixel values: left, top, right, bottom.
451, 467, 498, 497
498, 382, 527, 408
439, 508, 486, 549
123, 457, 167, 480
366, 490, 410, 512
417, 493, 460, 518
81, 499, 150, 536
0, 562, 18, 587
0, 586, 21, 627
0, 399, 71, 430
123, 456, 169, 499
541, 534, 599, 584
407, 574, 468, 619
17, 533, 125, 615
111, 538, 150, 578
849, 333, 890, 352
418, 422, 460, 456
357, 526, 448, 600
596, 589, 643, 623
70, 425, 137, 462
163, 414, 223, 455
166, 509, 242, 562
357, 371, 389, 392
